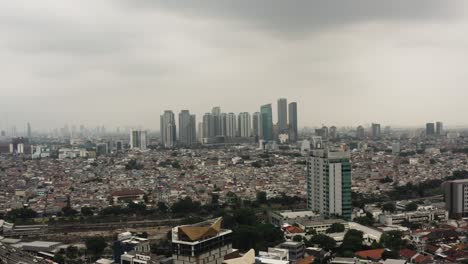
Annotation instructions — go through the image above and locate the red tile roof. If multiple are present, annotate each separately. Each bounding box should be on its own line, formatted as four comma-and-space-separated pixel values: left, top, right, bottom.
298, 256, 315, 264
414, 254, 432, 264
400, 249, 417, 259
355, 249, 386, 260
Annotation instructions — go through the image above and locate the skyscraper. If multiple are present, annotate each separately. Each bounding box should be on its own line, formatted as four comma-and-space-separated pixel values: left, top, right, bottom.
130, 130, 148, 150
329, 126, 337, 140
226, 113, 237, 138
220, 113, 227, 137
426, 123, 435, 136
445, 179, 468, 219
260, 104, 273, 141
356, 125, 365, 139
203, 113, 215, 139
371, 123, 381, 139
178, 110, 196, 146
436, 121, 444, 136
252, 112, 262, 139
212, 106, 222, 136
307, 142, 352, 220
27, 122, 31, 138
277, 98, 288, 133
238, 112, 251, 138
288, 102, 298, 142
160, 110, 176, 148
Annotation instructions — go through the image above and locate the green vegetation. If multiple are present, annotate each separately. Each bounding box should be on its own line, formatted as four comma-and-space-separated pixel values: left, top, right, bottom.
5, 208, 38, 222
125, 159, 144, 170
85, 236, 107, 260
405, 202, 418, 212
306, 234, 336, 250
326, 223, 345, 233
382, 203, 396, 213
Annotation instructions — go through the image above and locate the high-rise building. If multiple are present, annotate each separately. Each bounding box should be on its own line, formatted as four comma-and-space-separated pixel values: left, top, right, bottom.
436, 121, 444, 136
307, 142, 352, 220
160, 110, 176, 148
27, 122, 31, 138
329, 126, 337, 140
260, 104, 273, 141
172, 218, 232, 264
426, 123, 435, 136
238, 112, 251, 138
288, 102, 298, 142
197, 122, 204, 143
445, 179, 468, 219
130, 130, 148, 150
178, 110, 196, 146
252, 112, 262, 139
220, 113, 227, 137
212, 106, 222, 136
356, 125, 365, 139
277, 98, 288, 133
371, 123, 381, 139
226, 113, 237, 138
203, 113, 215, 139
96, 143, 108, 156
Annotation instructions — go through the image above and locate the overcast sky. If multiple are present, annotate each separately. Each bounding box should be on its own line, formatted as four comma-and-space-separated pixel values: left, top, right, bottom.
1, 0, 468, 131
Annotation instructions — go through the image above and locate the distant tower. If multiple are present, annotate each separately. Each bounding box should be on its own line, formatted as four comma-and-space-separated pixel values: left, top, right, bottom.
178, 110, 196, 146
226, 113, 237, 138
329, 126, 337, 140
288, 102, 298, 142
436, 122, 444, 136
356, 125, 365, 139
371, 123, 381, 139
277, 98, 288, 133
211, 107, 222, 136
27, 122, 31, 138
160, 110, 177, 148
260, 104, 273, 141
203, 113, 215, 139
238, 112, 251, 137
130, 130, 147, 150
426, 123, 435, 137
252, 112, 262, 139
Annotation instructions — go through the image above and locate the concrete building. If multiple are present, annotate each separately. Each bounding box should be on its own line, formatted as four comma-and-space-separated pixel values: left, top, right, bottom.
426, 123, 435, 137
307, 143, 352, 220
252, 112, 262, 139
226, 113, 237, 138
288, 102, 298, 142
277, 241, 305, 264
172, 218, 232, 264
371, 123, 381, 139
378, 209, 448, 226
161, 110, 177, 148
203, 113, 216, 139
445, 179, 468, 219
277, 98, 288, 133
130, 130, 147, 150
436, 121, 443, 136
261, 104, 273, 141
356, 125, 365, 139
179, 110, 196, 146
238, 112, 251, 138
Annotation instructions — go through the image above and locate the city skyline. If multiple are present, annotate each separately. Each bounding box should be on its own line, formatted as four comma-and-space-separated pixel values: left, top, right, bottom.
2, 1, 468, 129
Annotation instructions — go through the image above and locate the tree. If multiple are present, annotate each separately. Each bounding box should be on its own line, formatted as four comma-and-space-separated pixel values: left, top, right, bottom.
5, 208, 38, 221
256, 191, 268, 204
326, 223, 345, 233
171, 197, 201, 215
85, 236, 107, 258
405, 202, 418, 212
355, 216, 374, 226
211, 193, 220, 205
65, 246, 79, 259
293, 235, 303, 242
157, 202, 168, 213
81, 207, 94, 216
380, 231, 406, 251
62, 206, 78, 217
382, 203, 396, 213
341, 230, 364, 253
307, 234, 336, 250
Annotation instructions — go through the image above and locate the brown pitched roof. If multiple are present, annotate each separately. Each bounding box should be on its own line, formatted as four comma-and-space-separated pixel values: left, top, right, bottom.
355, 249, 385, 261
178, 217, 222, 242
111, 189, 145, 197
400, 249, 417, 259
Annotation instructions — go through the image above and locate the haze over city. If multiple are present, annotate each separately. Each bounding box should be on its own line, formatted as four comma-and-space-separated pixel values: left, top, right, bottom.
2, 0, 468, 130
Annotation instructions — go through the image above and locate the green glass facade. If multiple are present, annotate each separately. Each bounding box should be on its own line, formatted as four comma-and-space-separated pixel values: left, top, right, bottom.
260, 104, 273, 141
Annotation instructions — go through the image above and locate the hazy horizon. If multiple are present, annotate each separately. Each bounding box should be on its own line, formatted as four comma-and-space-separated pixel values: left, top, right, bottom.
2, 1, 468, 130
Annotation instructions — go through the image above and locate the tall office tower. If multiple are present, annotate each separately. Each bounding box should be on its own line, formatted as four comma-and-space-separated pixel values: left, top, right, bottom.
426, 123, 435, 136
203, 113, 215, 139
436, 121, 444, 136
252, 112, 262, 138
445, 179, 468, 219
288, 102, 298, 142
238, 112, 251, 137
160, 110, 177, 148
319, 126, 329, 139
178, 110, 196, 146
172, 218, 233, 264
226, 113, 237, 138
277, 98, 288, 133
0, 130, 5, 137
197, 122, 204, 143
130, 130, 148, 150
96, 143, 108, 156
307, 142, 352, 220
371, 123, 381, 139
211, 106, 222, 136
329, 126, 337, 140
220, 113, 227, 137
356, 125, 365, 139
27, 122, 31, 138
260, 104, 273, 141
